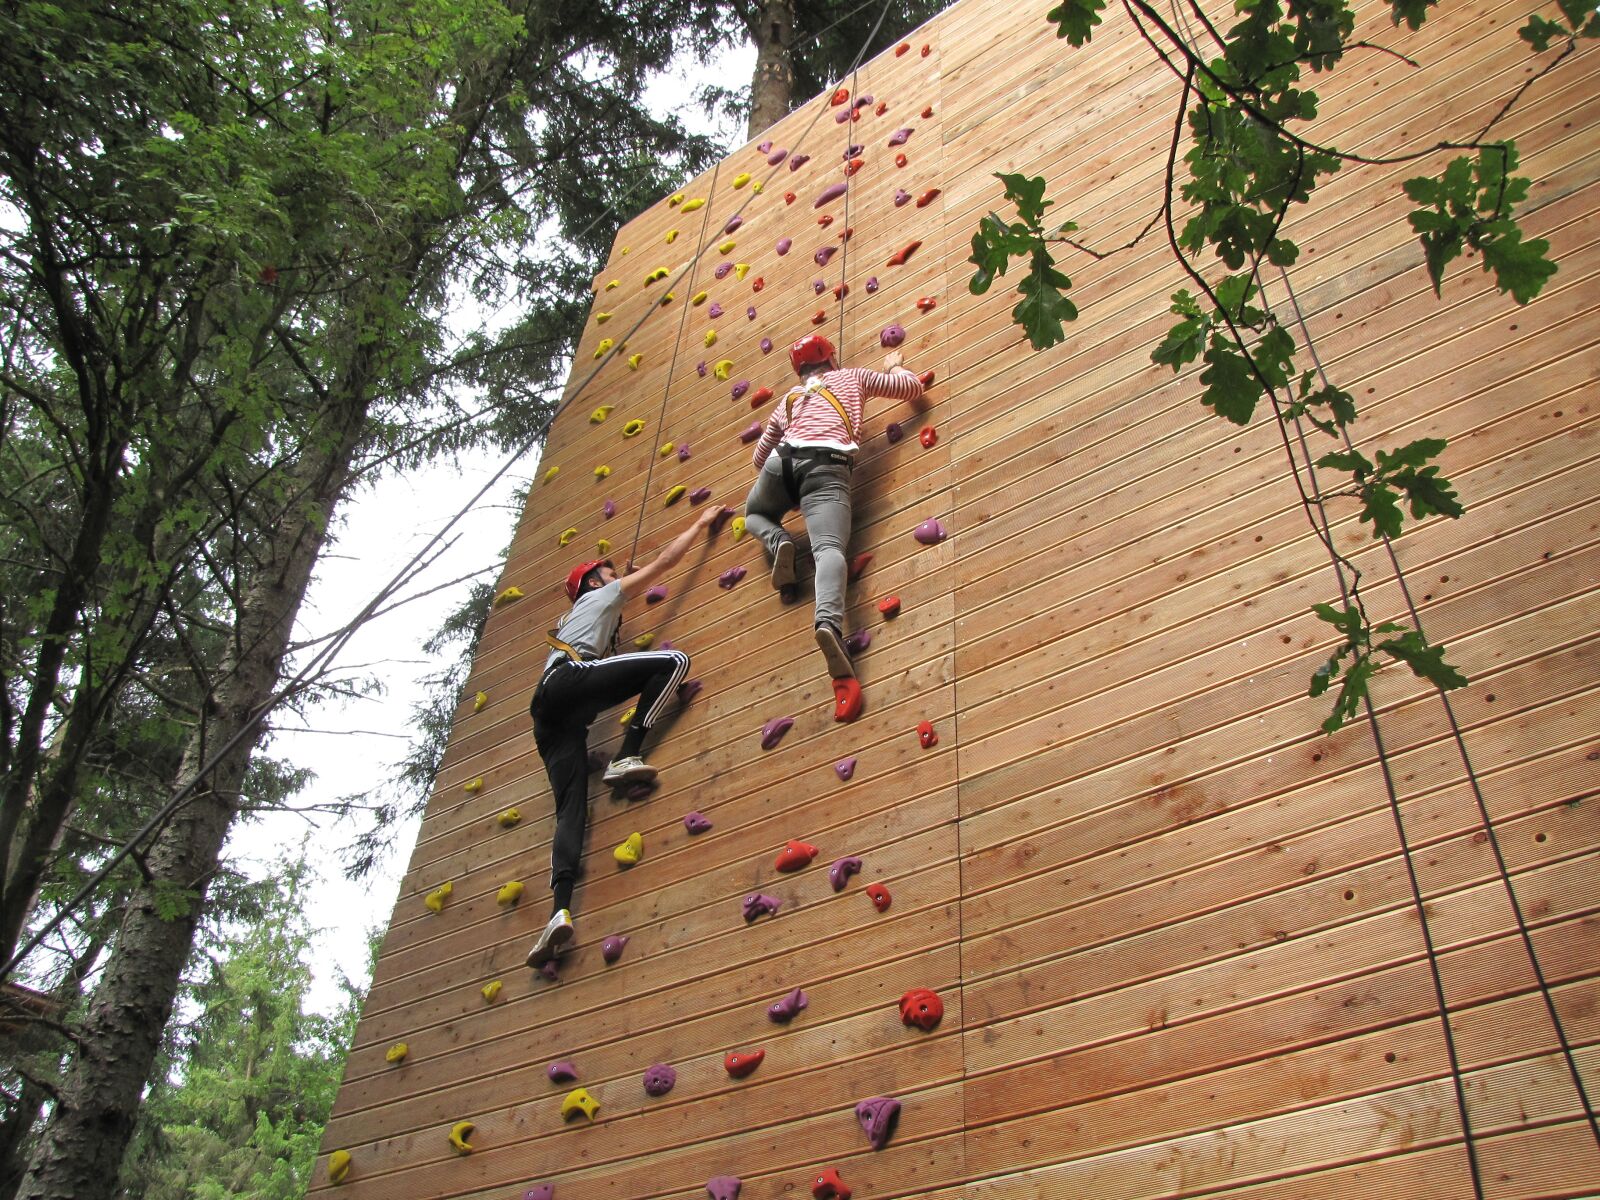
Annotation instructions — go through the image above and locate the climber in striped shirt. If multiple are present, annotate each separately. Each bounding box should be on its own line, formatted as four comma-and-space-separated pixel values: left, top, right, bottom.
744, 333, 926, 721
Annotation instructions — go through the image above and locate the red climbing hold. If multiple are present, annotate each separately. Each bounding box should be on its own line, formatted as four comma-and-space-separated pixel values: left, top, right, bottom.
832, 283, 849, 301
919, 425, 937, 449
812, 1168, 851, 1200
817, 213, 834, 226
916, 295, 937, 312
921, 43, 931, 56
916, 188, 941, 207
875, 100, 887, 115
831, 87, 849, 106
894, 41, 910, 55
877, 595, 901, 619
749, 385, 774, 408
866, 882, 891, 911
774, 839, 819, 872
918, 369, 936, 389
917, 719, 938, 748
900, 987, 944, 1030
894, 152, 908, 168
752, 277, 765, 292
724, 1049, 765, 1078
921, 104, 934, 119
833, 677, 863, 724
784, 191, 796, 204
811, 310, 828, 326
848, 552, 872, 581
837, 226, 854, 243
851, 108, 861, 122
844, 157, 864, 176
888, 240, 922, 267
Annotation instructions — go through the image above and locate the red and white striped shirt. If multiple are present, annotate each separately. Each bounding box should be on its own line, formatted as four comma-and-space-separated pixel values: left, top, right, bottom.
752, 366, 924, 467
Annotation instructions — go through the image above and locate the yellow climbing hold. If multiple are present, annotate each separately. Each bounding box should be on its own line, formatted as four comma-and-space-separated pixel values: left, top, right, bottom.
497, 881, 524, 906
424, 881, 452, 913
449, 1121, 475, 1154
663, 484, 687, 506
328, 1150, 352, 1184
604, 279, 619, 291
614, 832, 643, 865
645, 267, 669, 283
592, 338, 614, 359
596, 538, 612, 555
731, 516, 747, 540
559, 527, 579, 546
620, 246, 629, 255
463, 777, 483, 794
691, 291, 708, 306
680, 197, 706, 212
704, 330, 718, 347
595, 311, 612, 323
493, 586, 524, 606
735, 262, 751, 280
732, 171, 752, 188
562, 1088, 600, 1121
665, 228, 679, 243
658, 442, 675, 457
670, 192, 684, 206
751, 180, 764, 194
594, 464, 611, 479
481, 980, 502, 1003
633, 633, 655, 650
660, 292, 674, 306
385, 1043, 408, 1064
713, 359, 734, 380
473, 690, 488, 712
619, 705, 636, 724
622, 419, 645, 437
718, 239, 737, 254
590, 405, 613, 423
627, 353, 643, 370
497, 808, 521, 828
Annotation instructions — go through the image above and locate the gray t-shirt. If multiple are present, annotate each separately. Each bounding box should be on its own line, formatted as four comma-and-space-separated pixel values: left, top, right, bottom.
544, 578, 623, 672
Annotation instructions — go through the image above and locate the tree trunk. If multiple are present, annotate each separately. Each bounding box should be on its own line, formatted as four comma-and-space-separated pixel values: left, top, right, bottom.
746, 0, 796, 139
14, 395, 369, 1200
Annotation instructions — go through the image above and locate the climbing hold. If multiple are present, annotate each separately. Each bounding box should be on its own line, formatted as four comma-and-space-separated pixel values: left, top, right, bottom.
692, 290, 709, 306
594, 311, 613, 325
811, 310, 827, 326
885, 422, 903, 443
719, 565, 747, 588
678, 677, 704, 706
646, 265, 671, 281
587, 749, 609, 773
847, 552, 872, 581
818, 213, 834, 227
844, 629, 871, 655
865, 276, 879, 292
678, 444, 692, 461
768, 147, 788, 165
594, 465, 611, 479
697, 360, 708, 377
731, 516, 747, 540
473, 690, 488, 713
709, 507, 734, 534
916, 187, 942, 208
845, 157, 864, 176
834, 758, 857, 782
832, 283, 849, 300
919, 369, 936, 388
643, 1063, 677, 1096
784, 191, 796, 204
731, 379, 749, 400
768, 987, 809, 1023
561, 1088, 600, 1121
660, 292, 675, 306
760, 336, 773, 352
918, 719, 938, 748
498, 808, 521, 827
758, 140, 773, 153
627, 352, 643, 370
614, 832, 643, 866
878, 595, 901, 618
814, 244, 838, 266
671, 191, 686, 205
866, 883, 892, 912
723, 215, 742, 234
713, 262, 733, 280
921, 42, 931, 55
743, 892, 781, 921
732, 172, 752, 188
900, 987, 943, 1029
590, 404, 613, 423
664, 485, 687, 507
632, 635, 654, 652
752, 276, 765, 291
645, 584, 668, 603
919, 425, 938, 448
917, 295, 937, 311
736, 262, 751, 279
829, 855, 863, 890
327, 1150, 352, 1184
875, 100, 887, 115
914, 517, 947, 544
833, 677, 864, 723
776, 237, 792, 256
619, 705, 636, 723
830, 86, 849, 106
463, 776, 484, 794
547, 1060, 579, 1083
601, 934, 629, 964
525, 1187, 555, 1200
723, 1049, 765, 1079
761, 717, 795, 750
834, 109, 851, 124
811, 1168, 851, 1200
665, 230, 678, 244
497, 881, 524, 906
813, 279, 827, 295
559, 527, 579, 546
709, 303, 724, 319
888, 127, 913, 146
894, 188, 912, 207
749, 385, 773, 407
680, 197, 706, 211
623, 419, 645, 437
386, 1042, 409, 1064
603, 499, 617, 519
593, 338, 613, 361
705, 330, 718, 347
605, 279, 619, 290
424, 882, 452, 912
775, 839, 819, 872
856, 1096, 902, 1150
895, 152, 908, 168
740, 421, 762, 444
895, 40, 910, 54
888, 240, 922, 266
921, 104, 934, 119
539, 960, 560, 981
746, 305, 757, 321
707, 1177, 742, 1200
814, 182, 848, 208
719, 238, 738, 253
482, 980, 502, 1002
837, 226, 854, 243
880, 324, 905, 348
689, 486, 712, 504
684, 810, 712, 834
714, 359, 734, 380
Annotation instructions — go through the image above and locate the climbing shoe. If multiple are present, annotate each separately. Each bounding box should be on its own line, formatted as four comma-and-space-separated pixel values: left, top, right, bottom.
602, 755, 658, 786
770, 534, 797, 588
815, 622, 855, 679
526, 908, 574, 968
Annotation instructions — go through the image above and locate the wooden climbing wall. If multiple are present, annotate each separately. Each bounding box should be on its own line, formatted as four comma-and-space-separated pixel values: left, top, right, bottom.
313, 0, 1600, 1196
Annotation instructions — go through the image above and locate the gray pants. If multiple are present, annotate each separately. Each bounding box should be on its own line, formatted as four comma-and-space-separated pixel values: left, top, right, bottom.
744, 453, 852, 632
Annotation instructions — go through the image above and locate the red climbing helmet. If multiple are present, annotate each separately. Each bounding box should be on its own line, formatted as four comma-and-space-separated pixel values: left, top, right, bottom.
788, 333, 836, 376
564, 559, 611, 601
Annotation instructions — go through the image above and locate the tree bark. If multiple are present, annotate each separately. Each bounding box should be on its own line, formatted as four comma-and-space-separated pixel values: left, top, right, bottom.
746, 0, 796, 140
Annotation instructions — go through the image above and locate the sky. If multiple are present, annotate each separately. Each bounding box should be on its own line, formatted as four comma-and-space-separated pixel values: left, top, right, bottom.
235, 39, 759, 1018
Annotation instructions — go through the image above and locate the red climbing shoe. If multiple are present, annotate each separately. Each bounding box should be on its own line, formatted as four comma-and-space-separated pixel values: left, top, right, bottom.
815, 623, 855, 679
833, 678, 863, 723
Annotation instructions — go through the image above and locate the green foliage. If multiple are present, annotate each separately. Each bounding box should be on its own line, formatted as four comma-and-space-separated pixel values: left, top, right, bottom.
1309, 605, 1465, 733
1519, 0, 1600, 50
969, 173, 1078, 349
1047, 0, 1107, 46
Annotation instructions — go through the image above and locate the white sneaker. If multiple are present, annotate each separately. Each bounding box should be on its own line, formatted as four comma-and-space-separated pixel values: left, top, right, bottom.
527, 909, 574, 968
770, 536, 797, 588
602, 756, 658, 785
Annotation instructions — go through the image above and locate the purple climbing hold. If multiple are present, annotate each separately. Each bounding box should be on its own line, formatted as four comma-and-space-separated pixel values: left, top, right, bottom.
708, 302, 724, 318
914, 517, 948, 545
865, 276, 879, 293
601, 934, 629, 964
524, 1187, 555, 1200
603, 498, 617, 518
731, 379, 749, 400
767, 147, 788, 165
719, 565, 747, 589
834, 758, 857, 783
678, 677, 704, 704
888, 127, 913, 146
845, 628, 872, 655
814, 182, 848, 208
854, 94, 873, 109
587, 748, 609, 773
697, 360, 708, 377
646, 584, 667, 604
742, 892, 781, 921
760, 337, 773, 353
834, 108, 851, 124
856, 1096, 902, 1150
842, 143, 864, 159
678, 444, 692, 461
623, 779, 656, 802
684, 810, 712, 834
740, 421, 762, 443
761, 716, 794, 750
758, 139, 773, 153
829, 855, 863, 889
894, 188, 912, 207
689, 486, 712, 504
880, 323, 905, 348
547, 1060, 579, 1083
789, 154, 810, 171
815, 245, 838, 266
714, 262, 734, 279
706, 1177, 742, 1200
747, 305, 757, 321
643, 1064, 677, 1096
539, 959, 560, 981
776, 237, 792, 256
767, 987, 809, 1023
885, 422, 903, 444
813, 278, 826, 294
723, 215, 742, 234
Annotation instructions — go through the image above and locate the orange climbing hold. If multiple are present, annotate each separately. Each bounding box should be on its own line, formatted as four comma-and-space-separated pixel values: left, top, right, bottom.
887, 240, 922, 267
894, 41, 909, 55
921, 43, 931, 56
916, 296, 938, 312
877, 595, 901, 618
833, 677, 863, 723
916, 188, 941, 207
844, 157, 864, 176
774, 839, 819, 872
811, 310, 828, 325
921, 104, 934, 119
919, 369, 936, 389
749, 385, 774, 408
875, 100, 887, 115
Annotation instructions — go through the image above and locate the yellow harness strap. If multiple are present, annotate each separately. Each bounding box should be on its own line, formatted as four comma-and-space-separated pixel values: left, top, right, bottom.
785, 384, 853, 439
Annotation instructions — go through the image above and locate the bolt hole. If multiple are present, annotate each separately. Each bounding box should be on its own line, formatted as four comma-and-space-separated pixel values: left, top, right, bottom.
1535, 832, 1547, 843
1344, 889, 1356, 901
1385, 1052, 1397, 1063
